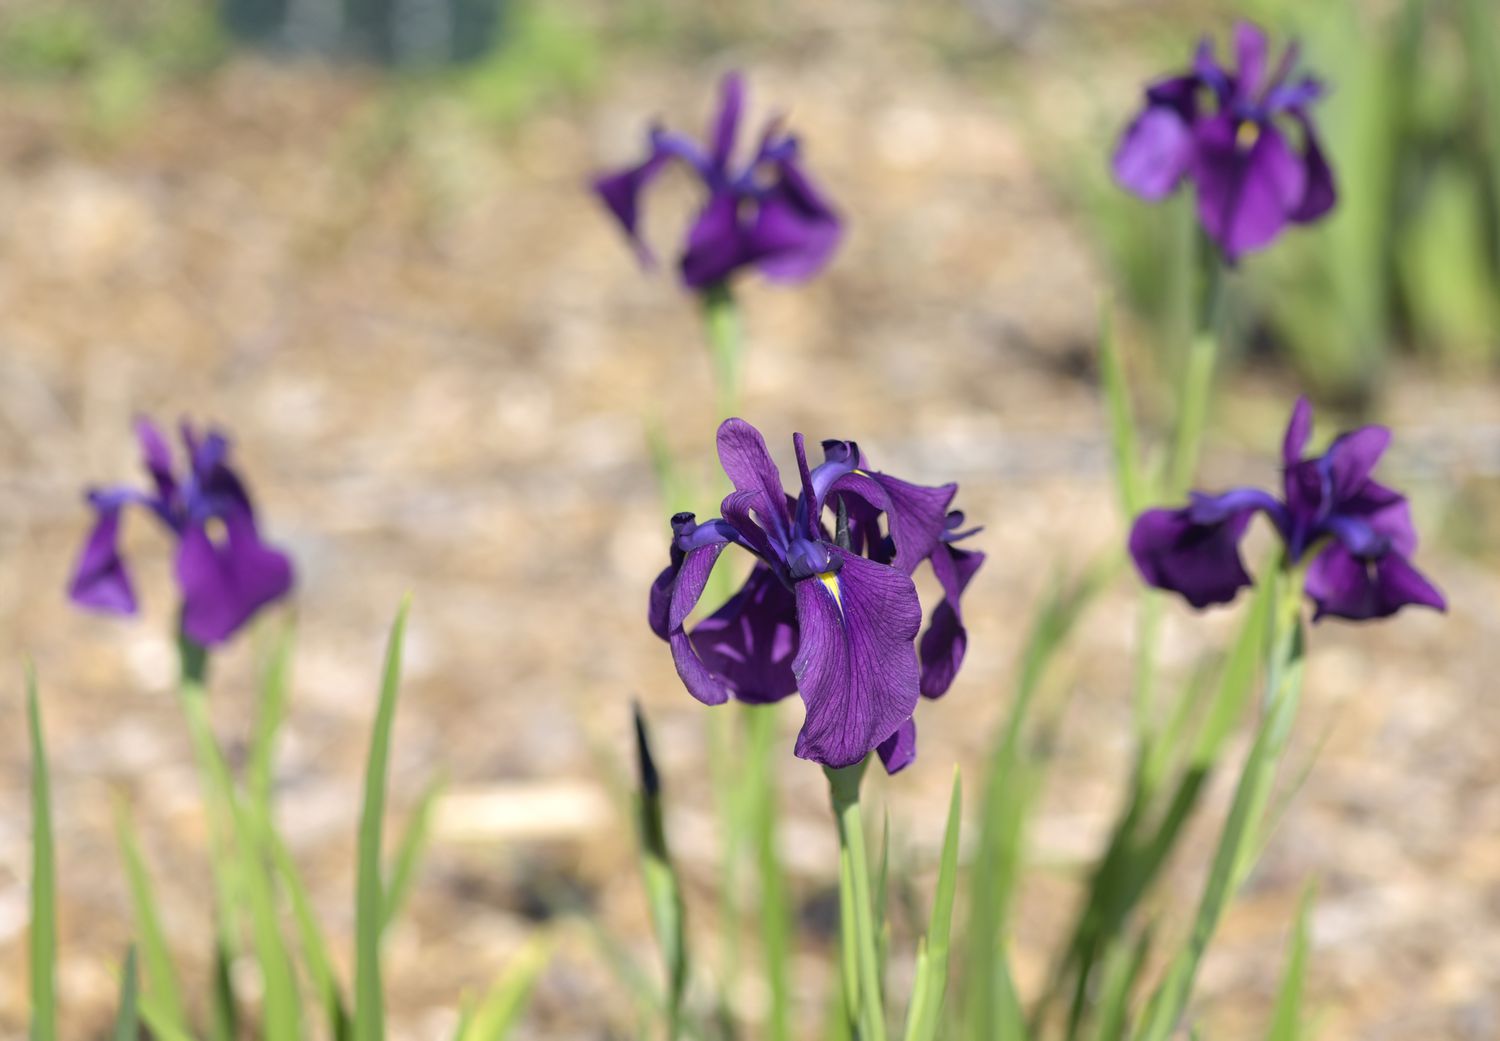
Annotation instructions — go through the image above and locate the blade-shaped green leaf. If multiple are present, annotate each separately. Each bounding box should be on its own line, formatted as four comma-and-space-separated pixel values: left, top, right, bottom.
1267, 885, 1317, 1041
27, 665, 58, 1041
903, 770, 962, 1041
114, 808, 188, 1034
457, 939, 553, 1041
356, 599, 411, 1041
384, 773, 445, 931
112, 949, 139, 1041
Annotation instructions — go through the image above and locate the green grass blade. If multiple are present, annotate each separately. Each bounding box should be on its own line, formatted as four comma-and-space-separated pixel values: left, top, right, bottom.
179, 686, 302, 1038
264, 822, 351, 1040
113, 808, 189, 1033
1267, 885, 1316, 1041
356, 599, 411, 1041
1091, 929, 1152, 1041
209, 944, 236, 1041
140, 989, 201, 1041
27, 665, 58, 1041
383, 772, 445, 930
745, 704, 794, 1041
112, 949, 139, 1041
903, 770, 962, 1041
249, 625, 294, 816
457, 938, 553, 1041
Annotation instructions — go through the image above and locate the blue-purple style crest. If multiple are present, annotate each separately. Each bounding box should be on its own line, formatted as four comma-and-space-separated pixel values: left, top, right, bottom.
649, 419, 984, 772
1113, 21, 1336, 261
69, 418, 295, 645
594, 72, 843, 291
1130, 398, 1444, 622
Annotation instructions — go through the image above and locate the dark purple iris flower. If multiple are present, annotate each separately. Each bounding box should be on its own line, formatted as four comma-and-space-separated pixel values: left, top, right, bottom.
649, 419, 983, 772
1113, 21, 1336, 261
593, 72, 843, 291
68, 418, 295, 646
1130, 398, 1444, 621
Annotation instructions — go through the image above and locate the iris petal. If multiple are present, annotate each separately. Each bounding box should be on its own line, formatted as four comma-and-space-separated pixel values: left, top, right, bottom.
876, 717, 917, 774
791, 548, 921, 769
919, 544, 985, 698
176, 504, 294, 645
1114, 106, 1195, 201
691, 564, 799, 704
68, 492, 139, 616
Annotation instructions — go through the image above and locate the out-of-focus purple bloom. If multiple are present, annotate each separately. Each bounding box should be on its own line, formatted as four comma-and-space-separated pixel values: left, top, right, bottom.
1113, 21, 1336, 261
649, 419, 982, 772
68, 418, 295, 645
593, 72, 843, 290
1130, 398, 1444, 621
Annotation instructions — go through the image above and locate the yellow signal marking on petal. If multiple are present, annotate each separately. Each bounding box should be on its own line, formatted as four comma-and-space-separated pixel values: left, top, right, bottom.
818, 571, 842, 610
1236, 120, 1261, 150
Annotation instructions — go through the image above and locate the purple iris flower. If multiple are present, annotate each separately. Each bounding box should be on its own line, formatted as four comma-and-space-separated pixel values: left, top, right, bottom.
593, 72, 843, 291
1130, 398, 1444, 621
68, 418, 295, 646
649, 419, 983, 773
1112, 21, 1336, 261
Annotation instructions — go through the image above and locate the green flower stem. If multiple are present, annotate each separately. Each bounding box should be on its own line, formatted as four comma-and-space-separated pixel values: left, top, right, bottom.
826, 760, 887, 1041
1166, 248, 1226, 499
701, 282, 743, 423
747, 706, 793, 1041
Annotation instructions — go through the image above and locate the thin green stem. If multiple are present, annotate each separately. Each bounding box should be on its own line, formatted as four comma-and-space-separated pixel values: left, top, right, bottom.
701, 282, 743, 422
1167, 243, 1226, 498
827, 761, 887, 1041
747, 707, 793, 1041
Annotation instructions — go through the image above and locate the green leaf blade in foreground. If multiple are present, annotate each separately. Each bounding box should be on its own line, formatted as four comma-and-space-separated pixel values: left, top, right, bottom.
903, 769, 962, 1041
1267, 885, 1316, 1041
356, 599, 412, 1041
112, 950, 139, 1041
457, 938, 554, 1041
27, 666, 58, 1041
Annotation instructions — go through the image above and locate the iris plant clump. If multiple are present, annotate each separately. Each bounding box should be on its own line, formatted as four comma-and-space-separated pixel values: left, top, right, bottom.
1113, 21, 1336, 261
649, 419, 982, 772
1131, 397, 1445, 620
68, 418, 294, 645
594, 72, 843, 292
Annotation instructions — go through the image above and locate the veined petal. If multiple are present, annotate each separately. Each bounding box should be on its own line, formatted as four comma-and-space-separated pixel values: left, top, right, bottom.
717, 418, 793, 547
176, 504, 294, 645
1307, 544, 1445, 621
1113, 105, 1195, 201
791, 548, 921, 769
68, 491, 139, 616
919, 544, 985, 698
691, 564, 799, 704
827, 471, 956, 575
876, 717, 917, 774
662, 541, 735, 705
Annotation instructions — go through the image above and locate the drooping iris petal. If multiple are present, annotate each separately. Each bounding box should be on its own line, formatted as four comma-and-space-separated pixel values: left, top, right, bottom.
1114, 106, 1195, 201
1193, 115, 1307, 259
1288, 113, 1336, 223
175, 506, 294, 645
1129, 489, 1279, 608
135, 418, 178, 505
661, 542, 733, 706
1306, 544, 1446, 621
593, 146, 676, 266
746, 158, 843, 283
717, 418, 794, 545
919, 544, 985, 698
691, 564, 799, 704
876, 717, 917, 775
68, 492, 139, 615
791, 548, 921, 769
